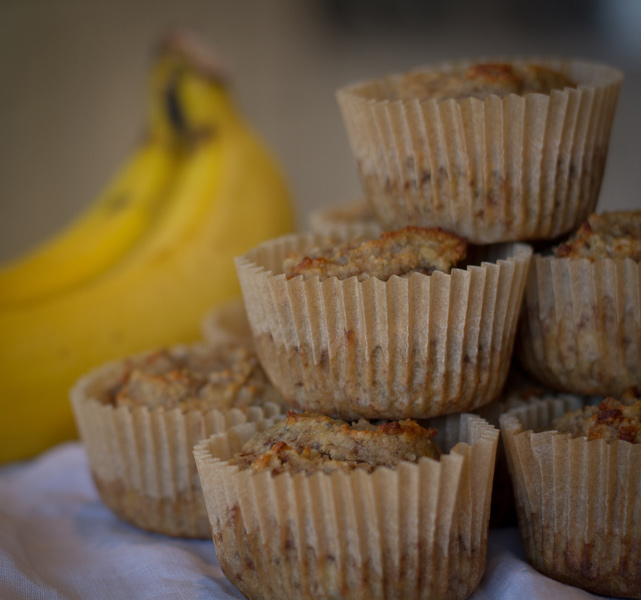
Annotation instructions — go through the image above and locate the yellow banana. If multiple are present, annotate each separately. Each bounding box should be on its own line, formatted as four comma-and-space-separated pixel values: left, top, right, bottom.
0, 53, 187, 308
0, 34, 295, 463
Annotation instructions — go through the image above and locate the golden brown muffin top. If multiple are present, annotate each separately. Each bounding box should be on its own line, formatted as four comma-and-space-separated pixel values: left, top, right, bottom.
228, 411, 442, 476
555, 211, 641, 261
396, 62, 576, 102
550, 390, 641, 444
284, 226, 467, 282
108, 343, 281, 412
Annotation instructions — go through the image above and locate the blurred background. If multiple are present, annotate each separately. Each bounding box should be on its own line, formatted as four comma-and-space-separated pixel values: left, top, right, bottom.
1, 0, 639, 262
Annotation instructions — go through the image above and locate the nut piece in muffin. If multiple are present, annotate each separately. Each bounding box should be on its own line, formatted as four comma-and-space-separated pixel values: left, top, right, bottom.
228, 410, 441, 475
109, 342, 282, 413
397, 62, 576, 102
555, 211, 641, 261
550, 390, 641, 443
284, 226, 467, 282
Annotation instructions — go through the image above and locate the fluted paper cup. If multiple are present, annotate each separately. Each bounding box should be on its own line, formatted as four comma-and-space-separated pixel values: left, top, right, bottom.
518, 254, 641, 395
194, 412, 499, 600
235, 231, 532, 420
336, 57, 623, 244
500, 395, 641, 597
70, 345, 281, 538
309, 199, 382, 239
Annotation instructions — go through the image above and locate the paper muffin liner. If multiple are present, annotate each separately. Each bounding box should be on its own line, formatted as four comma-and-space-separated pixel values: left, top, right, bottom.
194, 412, 499, 600
518, 254, 641, 395
309, 199, 382, 239
500, 395, 641, 597
336, 57, 623, 244
235, 231, 532, 420
201, 298, 255, 348
70, 346, 282, 538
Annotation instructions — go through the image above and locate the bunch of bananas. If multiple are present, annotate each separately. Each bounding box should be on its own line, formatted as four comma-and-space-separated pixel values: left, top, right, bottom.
0, 34, 294, 463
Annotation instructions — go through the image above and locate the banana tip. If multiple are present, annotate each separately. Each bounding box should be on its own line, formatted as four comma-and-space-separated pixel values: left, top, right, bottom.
157, 29, 231, 84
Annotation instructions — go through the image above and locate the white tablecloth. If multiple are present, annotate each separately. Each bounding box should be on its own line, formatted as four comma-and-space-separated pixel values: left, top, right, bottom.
0, 443, 617, 600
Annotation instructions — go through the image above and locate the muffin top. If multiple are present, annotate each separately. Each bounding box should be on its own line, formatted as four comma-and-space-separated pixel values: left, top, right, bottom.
396, 62, 576, 102
550, 390, 641, 444
555, 211, 641, 261
108, 343, 281, 412
284, 226, 467, 282
228, 411, 442, 476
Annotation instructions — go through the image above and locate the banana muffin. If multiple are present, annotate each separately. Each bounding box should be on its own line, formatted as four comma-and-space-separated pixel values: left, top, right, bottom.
228, 410, 441, 475
70, 342, 282, 538
501, 395, 641, 598
236, 231, 531, 420
555, 210, 641, 261
518, 210, 641, 396
284, 226, 467, 282
194, 412, 498, 600
396, 62, 576, 102
337, 57, 623, 243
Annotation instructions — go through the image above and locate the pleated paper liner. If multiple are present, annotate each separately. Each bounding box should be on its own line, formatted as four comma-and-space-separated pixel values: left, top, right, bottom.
235, 231, 532, 420
194, 412, 499, 600
500, 396, 641, 598
201, 297, 254, 348
518, 254, 641, 395
70, 345, 282, 538
309, 199, 382, 239
336, 57, 623, 244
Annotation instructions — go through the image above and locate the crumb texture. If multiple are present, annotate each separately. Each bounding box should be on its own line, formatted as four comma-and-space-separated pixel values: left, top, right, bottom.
396, 62, 576, 102
107, 344, 280, 412
550, 390, 641, 443
228, 411, 441, 475
555, 211, 641, 261
284, 226, 467, 282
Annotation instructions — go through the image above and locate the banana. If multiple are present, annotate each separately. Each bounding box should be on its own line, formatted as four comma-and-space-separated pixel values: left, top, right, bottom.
0, 34, 295, 463
0, 53, 186, 308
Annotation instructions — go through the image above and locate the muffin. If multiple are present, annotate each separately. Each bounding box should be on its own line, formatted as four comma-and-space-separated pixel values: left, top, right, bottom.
309, 199, 382, 239
518, 210, 641, 396
235, 228, 532, 420
500, 393, 641, 598
194, 411, 499, 600
70, 341, 283, 538
336, 57, 623, 243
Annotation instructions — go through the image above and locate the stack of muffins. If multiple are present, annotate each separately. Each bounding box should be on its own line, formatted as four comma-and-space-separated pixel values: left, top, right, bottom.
70, 55, 636, 600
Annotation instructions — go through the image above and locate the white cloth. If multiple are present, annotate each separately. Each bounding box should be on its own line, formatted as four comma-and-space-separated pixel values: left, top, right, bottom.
0, 443, 617, 600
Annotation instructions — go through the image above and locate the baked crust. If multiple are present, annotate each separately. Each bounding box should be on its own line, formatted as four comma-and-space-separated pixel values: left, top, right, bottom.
108, 343, 281, 412
228, 411, 441, 475
397, 62, 576, 102
555, 211, 641, 261
284, 226, 467, 282
551, 391, 641, 443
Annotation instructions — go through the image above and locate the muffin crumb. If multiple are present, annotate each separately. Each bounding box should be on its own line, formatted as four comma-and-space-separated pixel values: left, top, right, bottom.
555, 211, 641, 261
228, 411, 441, 475
397, 62, 576, 102
550, 390, 641, 443
284, 226, 467, 282
109, 344, 281, 412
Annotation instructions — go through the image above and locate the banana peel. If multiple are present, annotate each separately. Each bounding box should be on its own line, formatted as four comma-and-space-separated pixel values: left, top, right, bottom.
0, 33, 295, 463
